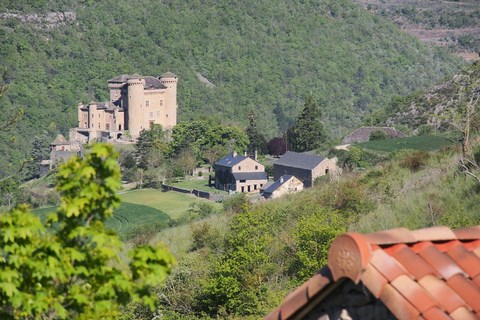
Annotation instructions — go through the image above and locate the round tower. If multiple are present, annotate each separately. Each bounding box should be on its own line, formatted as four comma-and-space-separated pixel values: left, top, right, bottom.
160, 72, 178, 129
77, 102, 84, 128
126, 77, 145, 139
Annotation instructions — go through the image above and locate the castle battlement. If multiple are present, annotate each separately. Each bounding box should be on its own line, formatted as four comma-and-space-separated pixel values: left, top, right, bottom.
76, 73, 178, 142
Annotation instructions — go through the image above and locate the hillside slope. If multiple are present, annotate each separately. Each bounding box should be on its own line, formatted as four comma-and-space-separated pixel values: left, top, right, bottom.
0, 0, 463, 176
353, 0, 480, 61
379, 61, 480, 132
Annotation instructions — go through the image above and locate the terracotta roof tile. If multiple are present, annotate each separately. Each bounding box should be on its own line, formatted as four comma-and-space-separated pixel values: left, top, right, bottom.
422, 307, 452, 320
380, 283, 420, 319
390, 274, 438, 313
386, 244, 439, 279
414, 242, 466, 279
453, 226, 480, 240
418, 274, 467, 313
446, 242, 480, 278
449, 306, 478, 320
265, 225, 480, 320
446, 274, 480, 313
411, 226, 456, 242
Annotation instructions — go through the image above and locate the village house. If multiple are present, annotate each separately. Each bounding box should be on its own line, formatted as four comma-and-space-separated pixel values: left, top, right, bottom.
274, 151, 339, 188
262, 175, 303, 199
39, 134, 83, 177
265, 225, 480, 320
75, 73, 178, 142
213, 152, 267, 193
342, 126, 405, 144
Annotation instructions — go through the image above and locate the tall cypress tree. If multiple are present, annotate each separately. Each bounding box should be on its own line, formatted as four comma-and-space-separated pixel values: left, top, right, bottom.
246, 109, 267, 155
291, 95, 326, 152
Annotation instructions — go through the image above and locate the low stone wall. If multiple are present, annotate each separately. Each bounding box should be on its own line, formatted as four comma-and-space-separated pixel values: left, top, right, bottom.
162, 184, 227, 202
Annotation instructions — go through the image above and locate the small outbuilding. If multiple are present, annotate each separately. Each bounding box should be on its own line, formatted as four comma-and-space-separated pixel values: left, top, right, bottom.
274, 151, 339, 188
262, 175, 303, 199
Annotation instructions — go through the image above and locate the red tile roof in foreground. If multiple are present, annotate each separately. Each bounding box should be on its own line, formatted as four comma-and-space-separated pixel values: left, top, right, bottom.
265, 226, 480, 320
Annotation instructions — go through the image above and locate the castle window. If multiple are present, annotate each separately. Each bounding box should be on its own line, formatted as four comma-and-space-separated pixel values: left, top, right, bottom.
98, 123, 100, 129
157, 111, 160, 116
106, 124, 110, 130
146, 101, 150, 107
149, 112, 153, 118
166, 114, 168, 118
92, 114, 94, 118
160, 100, 163, 107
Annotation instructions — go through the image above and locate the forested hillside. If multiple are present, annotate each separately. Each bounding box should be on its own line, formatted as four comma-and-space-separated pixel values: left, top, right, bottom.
371, 61, 480, 133
0, 0, 463, 177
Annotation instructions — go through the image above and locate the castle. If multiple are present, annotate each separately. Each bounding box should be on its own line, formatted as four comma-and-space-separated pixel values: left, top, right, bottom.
76, 72, 178, 141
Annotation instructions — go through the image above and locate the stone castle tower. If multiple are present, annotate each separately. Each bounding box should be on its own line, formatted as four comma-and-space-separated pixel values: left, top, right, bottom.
76, 73, 178, 142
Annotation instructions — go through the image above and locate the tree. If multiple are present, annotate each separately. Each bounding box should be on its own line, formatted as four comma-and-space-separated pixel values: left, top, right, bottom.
246, 110, 267, 155
203, 144, 228, 170
267, 137, 287, 157
369, 130, 389, 141
23, 135, 50, 180
288, 95, 327, 152
134, 124, 169, 169
0, 144, 175, 319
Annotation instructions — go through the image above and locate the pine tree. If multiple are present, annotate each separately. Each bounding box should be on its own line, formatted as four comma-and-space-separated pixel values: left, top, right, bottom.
246, 110, 267, 155
290, 95, 327, 152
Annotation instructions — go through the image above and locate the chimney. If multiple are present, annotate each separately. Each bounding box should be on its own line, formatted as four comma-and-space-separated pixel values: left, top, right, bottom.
254, 150, 257, 160
244, 151, 247, 156
232, 150, 237, 157
279, 176, 284, 183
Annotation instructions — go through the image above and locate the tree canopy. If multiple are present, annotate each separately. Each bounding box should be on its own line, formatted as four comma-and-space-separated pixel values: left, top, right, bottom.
0, 144, 175, 319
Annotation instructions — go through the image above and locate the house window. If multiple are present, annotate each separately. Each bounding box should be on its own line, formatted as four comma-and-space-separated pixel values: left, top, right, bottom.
254, 184, 257, 190
119, 124, 122, 130
238, 166, 241, 170
255, 165, 258, 170
146, 100, 150, 107
240, 179, 246, 183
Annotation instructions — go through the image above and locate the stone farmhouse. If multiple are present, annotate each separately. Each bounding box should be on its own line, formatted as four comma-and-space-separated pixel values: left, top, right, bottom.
213, 152, 267, 193
274, 151, 339, 188
266, 225, 480, 320
262, 175, 304, 199
342, 126, 405, 144
75, 73, 178, 142
39, 134, 83, 177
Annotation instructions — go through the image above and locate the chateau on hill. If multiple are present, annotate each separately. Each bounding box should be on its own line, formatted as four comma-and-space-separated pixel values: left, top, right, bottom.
76, 72, 177, 141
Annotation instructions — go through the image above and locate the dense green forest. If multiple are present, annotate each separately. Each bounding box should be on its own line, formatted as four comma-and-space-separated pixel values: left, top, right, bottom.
0, 0, 464, 177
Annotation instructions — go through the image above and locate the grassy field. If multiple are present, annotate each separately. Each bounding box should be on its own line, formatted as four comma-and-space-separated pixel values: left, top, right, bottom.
120, 188, 221, 220
34, 188, 222, 239
357, 135, 456, 153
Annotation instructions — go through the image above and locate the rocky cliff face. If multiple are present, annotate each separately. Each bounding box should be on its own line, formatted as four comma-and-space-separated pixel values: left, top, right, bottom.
0, 11, 76, 28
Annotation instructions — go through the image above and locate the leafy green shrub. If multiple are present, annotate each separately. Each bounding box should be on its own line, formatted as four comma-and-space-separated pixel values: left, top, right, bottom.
369, 130, 389, 141
399, 150, 430, 172
222, 193, 248, 213
417, 124, 434, 136
190, 222, 219, 251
